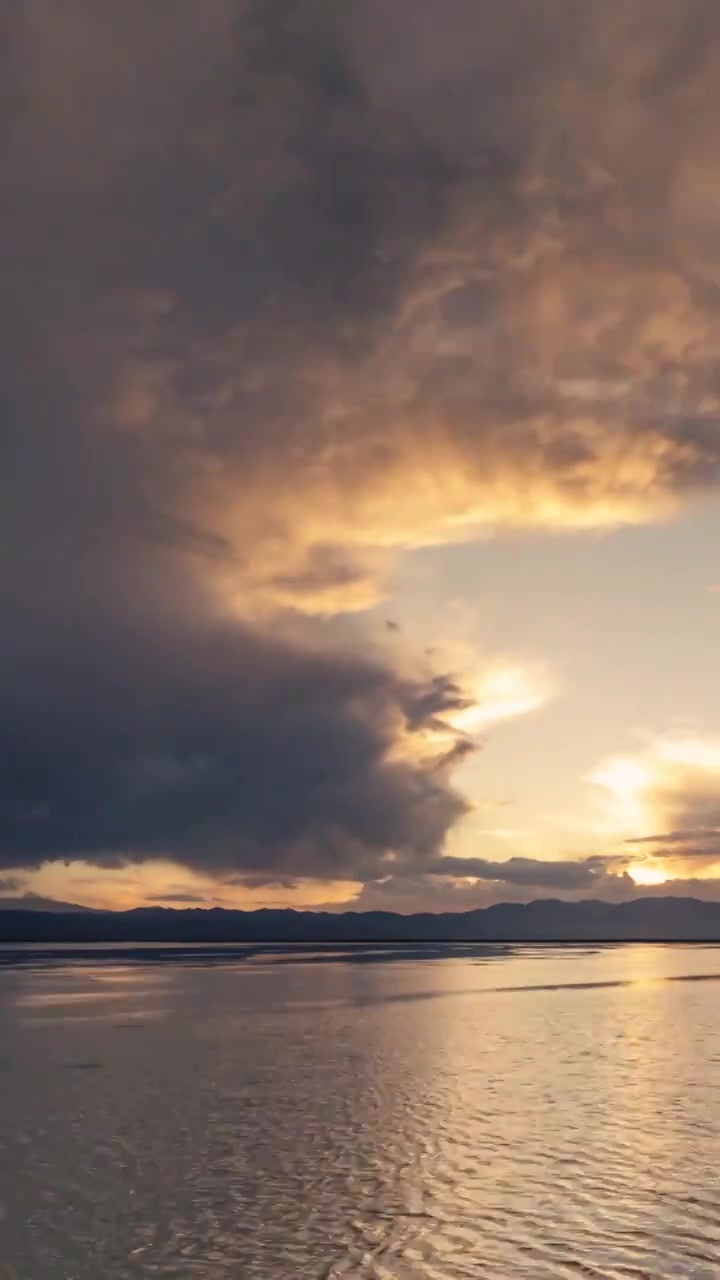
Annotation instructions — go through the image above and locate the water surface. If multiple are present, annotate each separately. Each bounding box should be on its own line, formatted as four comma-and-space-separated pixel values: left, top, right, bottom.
1, 942, 719, 1278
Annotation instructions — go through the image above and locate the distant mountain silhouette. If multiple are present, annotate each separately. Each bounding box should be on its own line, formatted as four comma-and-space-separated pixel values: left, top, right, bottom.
0, 895, 98, 914
1, 897, 720, 942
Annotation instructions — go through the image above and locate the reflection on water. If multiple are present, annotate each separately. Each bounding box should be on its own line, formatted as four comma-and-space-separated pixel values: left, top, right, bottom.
1, 945, 719, 1278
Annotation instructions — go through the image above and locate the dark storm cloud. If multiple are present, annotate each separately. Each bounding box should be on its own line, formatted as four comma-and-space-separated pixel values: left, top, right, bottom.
0, 613, 470, 875
3, 2, 720, 882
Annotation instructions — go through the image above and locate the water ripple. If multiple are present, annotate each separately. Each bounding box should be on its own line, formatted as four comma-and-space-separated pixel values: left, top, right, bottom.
1, 944, 719, 1277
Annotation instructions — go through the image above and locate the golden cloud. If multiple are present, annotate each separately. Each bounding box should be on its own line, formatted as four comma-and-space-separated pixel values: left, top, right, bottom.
39, 1, 718, 619
589, 736, 720, 882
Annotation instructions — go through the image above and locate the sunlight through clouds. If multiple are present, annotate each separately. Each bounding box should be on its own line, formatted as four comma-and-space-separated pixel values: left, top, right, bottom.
586, 757, 655, 832
589, 736, 720, 883
447, 664, 554, 733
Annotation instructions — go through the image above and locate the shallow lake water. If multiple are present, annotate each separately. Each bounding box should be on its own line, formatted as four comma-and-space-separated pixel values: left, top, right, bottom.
1, 942, 719, 1278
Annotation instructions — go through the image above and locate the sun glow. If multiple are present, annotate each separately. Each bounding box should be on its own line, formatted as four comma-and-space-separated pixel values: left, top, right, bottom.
590, 758, 652, 799
586, 755, 653, 829
449, 664, 552, 732
628, 863, 673, 887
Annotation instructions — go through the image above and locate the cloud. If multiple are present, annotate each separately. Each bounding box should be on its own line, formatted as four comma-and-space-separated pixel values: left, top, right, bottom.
626, 827, 720, 865
0, 612, 475, 877
334, 854, 720, 914
3, 3, 720, 891
221, 873, 301, 892
327, 848, 641, 914
419, 854, 614, 891
592, 737, 720, 828
342, 861, 641, 915
591, 736, 720, 879
264, 545, 386, 615
146, 892, 209, 904
5, 3, 720, 605
629, 827, 720, 848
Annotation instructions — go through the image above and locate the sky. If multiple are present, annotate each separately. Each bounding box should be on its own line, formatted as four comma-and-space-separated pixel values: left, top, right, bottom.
3, 0, 720, 913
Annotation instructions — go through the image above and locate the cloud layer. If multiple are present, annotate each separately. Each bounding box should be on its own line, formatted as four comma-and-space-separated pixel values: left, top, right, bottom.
3, 3, 720, 890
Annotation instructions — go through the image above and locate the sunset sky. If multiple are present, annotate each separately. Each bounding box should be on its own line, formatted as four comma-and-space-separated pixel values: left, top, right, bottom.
3, 1, 720, 913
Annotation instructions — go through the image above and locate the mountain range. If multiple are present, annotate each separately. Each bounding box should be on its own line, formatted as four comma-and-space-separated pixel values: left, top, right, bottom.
0, 895, 97, 914
2, 897, 720, 942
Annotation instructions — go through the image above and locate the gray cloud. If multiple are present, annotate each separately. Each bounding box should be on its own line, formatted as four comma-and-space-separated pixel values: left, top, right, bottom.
420, 854, 614, 890
627, 827, 720, 869
379, 873, 720, 913
629, 828, 720, 846
651, 794, 720, 835
0, 611, 471, 876
346, 864, 641, 915
630, 829, 720, 852
147, 893, 209, 904
633, 762, 720, 866
222, 873, 301, 891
